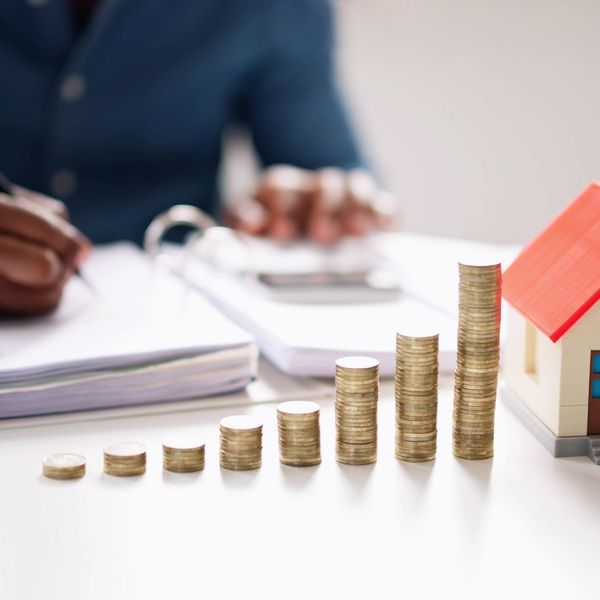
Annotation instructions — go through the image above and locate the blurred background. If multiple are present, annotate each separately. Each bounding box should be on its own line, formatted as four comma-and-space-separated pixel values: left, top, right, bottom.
223, 0, 600, 244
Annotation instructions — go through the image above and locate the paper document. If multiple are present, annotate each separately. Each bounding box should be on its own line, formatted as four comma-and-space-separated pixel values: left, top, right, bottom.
0, 244, 257, 418
181, 233, 519, 378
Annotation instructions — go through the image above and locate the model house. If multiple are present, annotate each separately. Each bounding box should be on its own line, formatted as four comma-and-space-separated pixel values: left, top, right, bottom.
502, 182, 600, 462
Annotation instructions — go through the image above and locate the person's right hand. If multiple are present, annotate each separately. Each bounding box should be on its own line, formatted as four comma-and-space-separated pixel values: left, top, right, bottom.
0, 186, 91, 315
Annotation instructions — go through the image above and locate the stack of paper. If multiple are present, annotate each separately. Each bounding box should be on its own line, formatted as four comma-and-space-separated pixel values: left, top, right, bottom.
181, 233, 519, 378
181, 247, 454, 378
0, 244, 257, 418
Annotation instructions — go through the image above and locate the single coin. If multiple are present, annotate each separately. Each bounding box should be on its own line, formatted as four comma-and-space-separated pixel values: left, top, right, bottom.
104, 442, 146, 458
163, 436, 205, 451
220, 415, 263, 431
335, 356, 379, 370
277, 401, 320, 416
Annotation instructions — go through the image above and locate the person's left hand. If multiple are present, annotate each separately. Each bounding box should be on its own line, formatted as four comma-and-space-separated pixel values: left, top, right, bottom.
227, 165, 397, 245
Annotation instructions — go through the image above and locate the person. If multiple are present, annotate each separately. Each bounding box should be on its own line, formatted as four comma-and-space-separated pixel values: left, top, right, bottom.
0, 0, 393, 315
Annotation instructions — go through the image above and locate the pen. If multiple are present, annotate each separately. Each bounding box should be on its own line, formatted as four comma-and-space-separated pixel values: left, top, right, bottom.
0, 171, 94, 290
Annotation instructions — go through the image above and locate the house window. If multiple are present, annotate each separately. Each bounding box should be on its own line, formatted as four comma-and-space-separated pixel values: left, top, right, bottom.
592, 352, 600, 399
525, 321, 538, 376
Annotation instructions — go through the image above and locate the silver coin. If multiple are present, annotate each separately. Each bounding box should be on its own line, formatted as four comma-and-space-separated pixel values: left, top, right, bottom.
42, 452, 86, 469
220, 415, 263, 431
104, 442, 146, 457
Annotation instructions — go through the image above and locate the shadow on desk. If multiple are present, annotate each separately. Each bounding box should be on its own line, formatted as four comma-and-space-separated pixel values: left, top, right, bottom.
162, 470, 204, 485
278, 462, 319, 490
336, 462, 375, 501
396, 459, 435, 486
220, 467, 260, 489
454, 456, 493, 491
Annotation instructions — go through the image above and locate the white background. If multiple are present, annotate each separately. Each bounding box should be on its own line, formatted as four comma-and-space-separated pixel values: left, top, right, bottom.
338, 0, 600, 242
1, 374, 599, 599
224, 1, 600, 243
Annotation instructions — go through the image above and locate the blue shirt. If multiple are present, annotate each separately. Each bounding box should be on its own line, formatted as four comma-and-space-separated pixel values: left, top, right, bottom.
0, 0, 363, 243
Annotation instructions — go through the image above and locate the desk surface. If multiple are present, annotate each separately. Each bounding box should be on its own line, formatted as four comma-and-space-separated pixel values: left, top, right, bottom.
1, 363, 599, 600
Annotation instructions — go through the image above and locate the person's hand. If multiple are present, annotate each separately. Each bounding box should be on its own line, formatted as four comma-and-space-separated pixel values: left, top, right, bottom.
227, 165, 397, 244
0, 185, 91, 315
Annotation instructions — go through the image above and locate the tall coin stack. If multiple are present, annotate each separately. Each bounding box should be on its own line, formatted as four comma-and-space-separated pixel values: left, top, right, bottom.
335, 356, 379, 465
277, 401, 321, 467
453, 262, 502, 460
219, 415, 263, 470
395, 333, 439, 462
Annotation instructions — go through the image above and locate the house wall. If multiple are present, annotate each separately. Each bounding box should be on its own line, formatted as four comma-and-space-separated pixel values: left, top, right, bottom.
560, 302, 600, 436
504, 305, 563, 436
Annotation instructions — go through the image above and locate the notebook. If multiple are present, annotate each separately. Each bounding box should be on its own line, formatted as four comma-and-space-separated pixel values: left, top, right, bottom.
0, 244, 257, 418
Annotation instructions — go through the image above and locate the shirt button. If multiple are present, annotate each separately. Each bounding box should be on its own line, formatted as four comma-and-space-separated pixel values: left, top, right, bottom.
50, 169, 77, 197
60, 75, 86, 102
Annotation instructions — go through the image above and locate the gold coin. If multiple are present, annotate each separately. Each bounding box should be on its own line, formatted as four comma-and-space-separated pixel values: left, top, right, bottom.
42, 453, 86, 480
103, 442, 146, 477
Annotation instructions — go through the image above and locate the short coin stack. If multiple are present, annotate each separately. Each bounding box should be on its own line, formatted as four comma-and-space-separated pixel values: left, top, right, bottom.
220, 415, 263, 470
104, 442, 147, 476
277, 401, 321, 467
453, 262, 502, 460
335, 356, 379, 465
42, 453, 86, 480
163, 437, 205, 473
395, 333, 439, 462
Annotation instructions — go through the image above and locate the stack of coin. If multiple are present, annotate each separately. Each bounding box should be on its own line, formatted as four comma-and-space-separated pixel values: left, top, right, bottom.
453, 262, 502, 460
335, 356, 379, 465
219, 415, 263, 470
277, 401, 321, 467
42, 453, 86, 480
395, 333, 439, 462
163, 437, 205, 473
104, 442, 147, 476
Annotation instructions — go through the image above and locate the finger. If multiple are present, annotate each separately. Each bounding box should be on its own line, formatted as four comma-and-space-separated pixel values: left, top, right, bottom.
306, 168, 347, 244
268, 215, 299, 242
254, 165, 313, 242
346, 170, 377, 207
225, 197, 270, 236
12, 185, 69, 219
0, 269, 71, 315
255, 166, 306, 242
0, 195, 91, 267
372, 190, 400, 229
343, 171, 399, 234
254, 166, 313, 241
254, 165, 313, 214
0, 234, 63, 287
340, 170, 378, 236
341, 209, 376, 236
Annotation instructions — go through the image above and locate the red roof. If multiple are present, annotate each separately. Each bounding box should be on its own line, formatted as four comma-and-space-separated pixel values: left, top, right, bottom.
503, 182, 600, 342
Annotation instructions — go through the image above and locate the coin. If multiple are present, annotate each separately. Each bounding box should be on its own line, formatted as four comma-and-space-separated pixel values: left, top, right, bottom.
277, 401, 321, 467
395, 333, 438, 462
335, 356, 378, 465
42, 453, 86, 480
452, 263, 501, 460
220, 415, 263, 471
220, 415, 262, 432
104, 442, 146, 477
163, 436, 205, 473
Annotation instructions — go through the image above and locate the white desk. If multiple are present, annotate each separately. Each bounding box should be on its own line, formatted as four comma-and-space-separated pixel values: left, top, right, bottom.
1, 361, 599, 599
